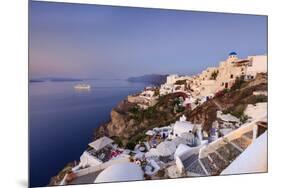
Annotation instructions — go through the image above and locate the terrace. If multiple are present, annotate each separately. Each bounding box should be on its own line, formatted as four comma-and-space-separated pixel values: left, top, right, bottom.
175, 115, 268, 176
86, 137, 122, 163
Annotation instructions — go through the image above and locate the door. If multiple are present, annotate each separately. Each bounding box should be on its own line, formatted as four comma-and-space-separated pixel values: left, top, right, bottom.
225, 82, 228, 89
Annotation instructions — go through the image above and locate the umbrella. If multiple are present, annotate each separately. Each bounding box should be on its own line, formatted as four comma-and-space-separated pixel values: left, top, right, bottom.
172, 137, 188, 146
156, 141, 177, 157
145, 148, 159, 158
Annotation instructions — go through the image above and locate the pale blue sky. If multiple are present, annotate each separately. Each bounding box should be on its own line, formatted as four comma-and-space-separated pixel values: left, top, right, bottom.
29, 1, 267, 79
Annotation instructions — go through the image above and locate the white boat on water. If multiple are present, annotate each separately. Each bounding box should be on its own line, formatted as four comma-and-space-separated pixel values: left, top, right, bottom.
74, 83, 91, 90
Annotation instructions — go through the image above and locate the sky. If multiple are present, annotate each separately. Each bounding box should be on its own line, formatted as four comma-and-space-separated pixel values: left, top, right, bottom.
29, 1, 267, 79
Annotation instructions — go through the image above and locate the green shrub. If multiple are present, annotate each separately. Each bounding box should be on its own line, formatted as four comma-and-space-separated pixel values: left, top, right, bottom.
126, 142, 136, 150
135, 133, 147, 142
173, 98, 180, 105
230, 104, 247, 118
210, 70, 219, 80
230, 76, 245, 91
129, 106, 140, 114
254, 95, 267, 103
111, 136, 123, 147
143, 106, 156, 119
176, 106, 185, 113
240, 114, 249, 124
222, 109, 230, 114
223, 88, 229, 94
154, 88, 160, 96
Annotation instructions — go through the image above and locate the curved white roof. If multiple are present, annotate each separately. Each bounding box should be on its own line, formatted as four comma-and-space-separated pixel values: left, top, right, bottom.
94, 163, 144, 183
174, 144, 191, 157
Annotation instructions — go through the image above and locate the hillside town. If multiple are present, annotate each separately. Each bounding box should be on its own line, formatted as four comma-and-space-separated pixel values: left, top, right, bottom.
51, 52, 267, 186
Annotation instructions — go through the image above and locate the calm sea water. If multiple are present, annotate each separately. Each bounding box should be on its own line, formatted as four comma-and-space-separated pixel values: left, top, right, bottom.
29, 79, 147, 187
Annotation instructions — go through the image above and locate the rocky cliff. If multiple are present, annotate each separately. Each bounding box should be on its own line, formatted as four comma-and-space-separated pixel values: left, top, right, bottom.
186, 73, 267, 132
94, 93, 188, 146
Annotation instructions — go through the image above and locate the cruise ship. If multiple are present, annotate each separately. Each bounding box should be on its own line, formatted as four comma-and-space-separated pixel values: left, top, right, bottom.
74, 84, 91, 90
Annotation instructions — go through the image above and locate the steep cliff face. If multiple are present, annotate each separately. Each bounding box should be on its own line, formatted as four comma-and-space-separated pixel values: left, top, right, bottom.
186, 73, 267, 132
105, 109, 139, 139
94, 94, 187, 145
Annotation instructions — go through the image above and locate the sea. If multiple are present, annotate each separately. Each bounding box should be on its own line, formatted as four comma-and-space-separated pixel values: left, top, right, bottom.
29, 79, 147, 187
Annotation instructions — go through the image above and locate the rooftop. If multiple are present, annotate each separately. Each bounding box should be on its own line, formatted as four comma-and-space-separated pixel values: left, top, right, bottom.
229, 52, 237, 56
94, 163, 144, 183
88, 136, 114, 151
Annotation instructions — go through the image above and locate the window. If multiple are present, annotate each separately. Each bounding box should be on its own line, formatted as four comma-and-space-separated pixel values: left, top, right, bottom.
221, 82, 224, 86
230, 74, 233, 79
241, 68, 244, 71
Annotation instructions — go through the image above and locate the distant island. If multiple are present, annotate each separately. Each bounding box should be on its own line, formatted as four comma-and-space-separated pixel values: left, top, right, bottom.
29, 77, 84, 83
127, 74, 168, 86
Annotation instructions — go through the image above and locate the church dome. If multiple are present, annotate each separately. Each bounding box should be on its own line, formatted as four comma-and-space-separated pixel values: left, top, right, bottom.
229, 51, 237, 56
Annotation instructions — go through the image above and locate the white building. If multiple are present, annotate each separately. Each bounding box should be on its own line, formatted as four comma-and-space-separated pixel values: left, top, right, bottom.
94, 163, 144, 183
159, 84, 173, 96
127, 88, 158, 109
246, 55, 267, 79
167, 74, 179, 85
189, 52, 267, 97
172, 121, 195, 138
160, 74, 191, 96
79, 137, 114, 168
174, 114, 267, 176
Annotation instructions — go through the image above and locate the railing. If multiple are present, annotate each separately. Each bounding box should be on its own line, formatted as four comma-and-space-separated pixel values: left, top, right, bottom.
85, 150, 103, 163
199, 114, 266, 158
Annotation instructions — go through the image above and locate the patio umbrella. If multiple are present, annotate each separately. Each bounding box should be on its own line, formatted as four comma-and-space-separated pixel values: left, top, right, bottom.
156, 141, 177, 157
145, 148, 159, 158
172, 137, 188, 147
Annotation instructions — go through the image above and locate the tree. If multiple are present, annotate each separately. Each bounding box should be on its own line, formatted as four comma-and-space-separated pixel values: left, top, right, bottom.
210, 70, 219, 80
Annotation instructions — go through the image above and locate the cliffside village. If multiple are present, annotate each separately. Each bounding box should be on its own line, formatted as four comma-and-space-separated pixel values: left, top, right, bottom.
55, 52, 268, 185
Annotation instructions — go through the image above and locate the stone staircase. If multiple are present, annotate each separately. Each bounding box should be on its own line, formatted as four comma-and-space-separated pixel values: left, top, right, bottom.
183, 131, 253, 176
182, 154, 206, 176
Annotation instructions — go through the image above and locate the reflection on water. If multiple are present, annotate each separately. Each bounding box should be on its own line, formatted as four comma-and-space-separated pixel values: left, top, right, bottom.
74, 87, 91, 93
29, 79, 147, 187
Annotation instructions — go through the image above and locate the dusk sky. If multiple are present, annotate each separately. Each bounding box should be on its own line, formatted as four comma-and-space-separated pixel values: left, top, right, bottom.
29, 1, 267, 79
